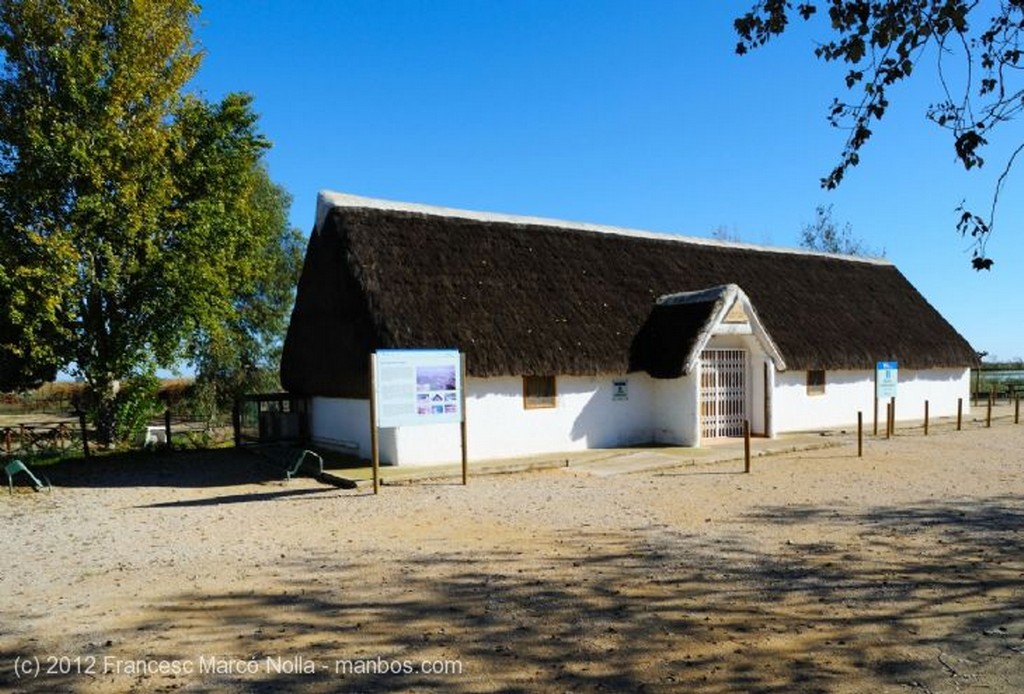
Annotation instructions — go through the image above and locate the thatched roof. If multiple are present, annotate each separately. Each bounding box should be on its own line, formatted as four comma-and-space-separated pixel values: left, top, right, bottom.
282, 192, 975, 398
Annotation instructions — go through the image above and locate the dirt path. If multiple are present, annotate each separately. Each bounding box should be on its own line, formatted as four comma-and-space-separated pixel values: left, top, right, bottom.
2, 423, 1023, 692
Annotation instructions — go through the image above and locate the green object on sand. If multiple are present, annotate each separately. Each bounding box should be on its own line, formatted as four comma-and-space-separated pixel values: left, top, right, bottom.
5, 459, 50, 493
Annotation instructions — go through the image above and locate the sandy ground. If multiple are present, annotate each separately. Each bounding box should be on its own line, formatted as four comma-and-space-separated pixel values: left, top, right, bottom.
2, 418, 1023, 693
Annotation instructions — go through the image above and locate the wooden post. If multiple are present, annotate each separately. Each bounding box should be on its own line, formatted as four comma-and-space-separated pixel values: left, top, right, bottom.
460, 352, 468, 486
957, 397, 963, 431
857, 411, 863, 458
743, 419, 751, 473
78, 410, 90, 458
164, 408, 172, 449
763, 362, 771, 438
232, 399, 241, 447
924, 400, 929, 436
890, 396, 896, 436
885, 402, 892, 440
369, 353, 380, 495
986, 390, 993, 428
873, 397, 879, 436
1016, 395, 1020, 425
4, 428, 11, 455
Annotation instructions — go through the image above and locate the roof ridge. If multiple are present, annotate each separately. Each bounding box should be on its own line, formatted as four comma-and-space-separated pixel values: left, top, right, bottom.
316, 190, 893, 266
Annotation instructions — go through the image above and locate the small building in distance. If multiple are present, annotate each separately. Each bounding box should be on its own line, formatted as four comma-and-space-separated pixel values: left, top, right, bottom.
281, 191, 976, 465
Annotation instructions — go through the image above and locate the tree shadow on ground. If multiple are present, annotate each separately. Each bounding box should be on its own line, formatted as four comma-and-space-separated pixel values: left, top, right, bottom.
3, 497, 1023, 692
35, 447, 354, 490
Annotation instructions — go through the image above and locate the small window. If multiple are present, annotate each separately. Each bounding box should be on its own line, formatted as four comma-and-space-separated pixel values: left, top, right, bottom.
806, 369, 826, 395
523, 375, 557, 409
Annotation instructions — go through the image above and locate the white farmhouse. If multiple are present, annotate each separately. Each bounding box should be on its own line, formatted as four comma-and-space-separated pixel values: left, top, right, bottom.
281, 192, 976, 465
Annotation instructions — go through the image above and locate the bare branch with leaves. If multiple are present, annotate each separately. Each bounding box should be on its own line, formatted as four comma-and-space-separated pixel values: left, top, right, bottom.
735, 1, 1024, 270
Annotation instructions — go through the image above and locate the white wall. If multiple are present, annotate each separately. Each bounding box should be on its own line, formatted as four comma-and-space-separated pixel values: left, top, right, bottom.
308, 367, 972, 464
310, 374, 662, 466
309, 397, 370, 455
772, 367, 970, 432
651, 375, 699, 446
402, 374, 658, 466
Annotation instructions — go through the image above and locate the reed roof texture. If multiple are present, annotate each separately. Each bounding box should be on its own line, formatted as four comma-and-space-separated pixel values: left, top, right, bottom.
281, 193, 975, 398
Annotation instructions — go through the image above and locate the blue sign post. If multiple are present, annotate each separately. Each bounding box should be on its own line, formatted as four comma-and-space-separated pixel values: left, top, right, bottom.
876, 361, 898, 436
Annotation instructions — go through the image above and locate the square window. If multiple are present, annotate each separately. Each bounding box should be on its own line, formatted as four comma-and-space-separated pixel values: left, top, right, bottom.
523, 375, 556, 409
806, 369, 826, 395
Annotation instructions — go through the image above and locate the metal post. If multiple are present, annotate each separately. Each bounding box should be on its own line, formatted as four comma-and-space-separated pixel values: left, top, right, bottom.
1016, 395, 1020, 425
369, 353, 380, 495
886, 402, 891, 440
957, 397, 963, 431
924, 400, 929, 436
164, 408, 172, 449
460, 352, 468, 486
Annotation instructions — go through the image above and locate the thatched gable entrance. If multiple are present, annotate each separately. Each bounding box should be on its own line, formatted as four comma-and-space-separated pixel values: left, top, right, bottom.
633, 284, 784, 442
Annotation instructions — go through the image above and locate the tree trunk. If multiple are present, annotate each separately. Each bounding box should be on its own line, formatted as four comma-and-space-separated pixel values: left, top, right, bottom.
92, 379, 120, 447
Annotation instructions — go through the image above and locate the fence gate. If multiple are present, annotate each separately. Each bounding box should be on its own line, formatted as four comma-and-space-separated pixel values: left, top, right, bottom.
701, 348, 747, 438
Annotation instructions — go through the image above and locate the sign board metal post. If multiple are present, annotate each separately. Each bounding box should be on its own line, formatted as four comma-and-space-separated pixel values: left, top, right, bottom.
369, 353, 380, 495
460, 352, 468, 485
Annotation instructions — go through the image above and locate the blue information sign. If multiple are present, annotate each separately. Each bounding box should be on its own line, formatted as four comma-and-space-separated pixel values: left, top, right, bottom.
876, 361, 898, 399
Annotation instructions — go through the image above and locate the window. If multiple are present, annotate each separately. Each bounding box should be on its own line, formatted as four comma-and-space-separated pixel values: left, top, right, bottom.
806, 369, 826, 395
523, 375, 557, 409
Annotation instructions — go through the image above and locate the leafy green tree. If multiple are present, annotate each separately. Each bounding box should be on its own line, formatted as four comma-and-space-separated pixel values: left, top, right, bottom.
735, 1, 1024, 269
187, 170, 305, 421
0, 0, 299, 443
799, 204, 883, 257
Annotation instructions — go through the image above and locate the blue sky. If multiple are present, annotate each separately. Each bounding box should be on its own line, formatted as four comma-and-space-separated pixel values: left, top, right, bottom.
190, 1, 1023, 361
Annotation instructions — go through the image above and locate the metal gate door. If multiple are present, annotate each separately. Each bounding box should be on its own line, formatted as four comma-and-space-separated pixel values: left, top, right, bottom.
701, 349, 746, 438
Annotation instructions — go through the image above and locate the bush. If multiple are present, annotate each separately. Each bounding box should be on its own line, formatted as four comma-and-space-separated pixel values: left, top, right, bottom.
112, 374, 165, 446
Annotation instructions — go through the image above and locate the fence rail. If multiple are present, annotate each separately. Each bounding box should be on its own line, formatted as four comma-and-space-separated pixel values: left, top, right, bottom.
0, 410, 233, 461
1, 422, 84, 457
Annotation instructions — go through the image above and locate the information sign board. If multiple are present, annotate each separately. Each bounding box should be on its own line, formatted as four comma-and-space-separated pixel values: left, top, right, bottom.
876, 361, 898, 399
374, 349, 463, 428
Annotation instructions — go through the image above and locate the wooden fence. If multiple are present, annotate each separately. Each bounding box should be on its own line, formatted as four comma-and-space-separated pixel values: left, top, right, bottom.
1, 422, 84, 457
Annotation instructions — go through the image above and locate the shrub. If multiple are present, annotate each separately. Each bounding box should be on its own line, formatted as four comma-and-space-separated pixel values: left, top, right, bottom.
112, 374, 165, 446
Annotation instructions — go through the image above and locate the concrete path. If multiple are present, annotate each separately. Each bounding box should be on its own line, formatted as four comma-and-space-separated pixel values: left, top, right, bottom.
329, 431, 846, 488
301, 400, 1020, 488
